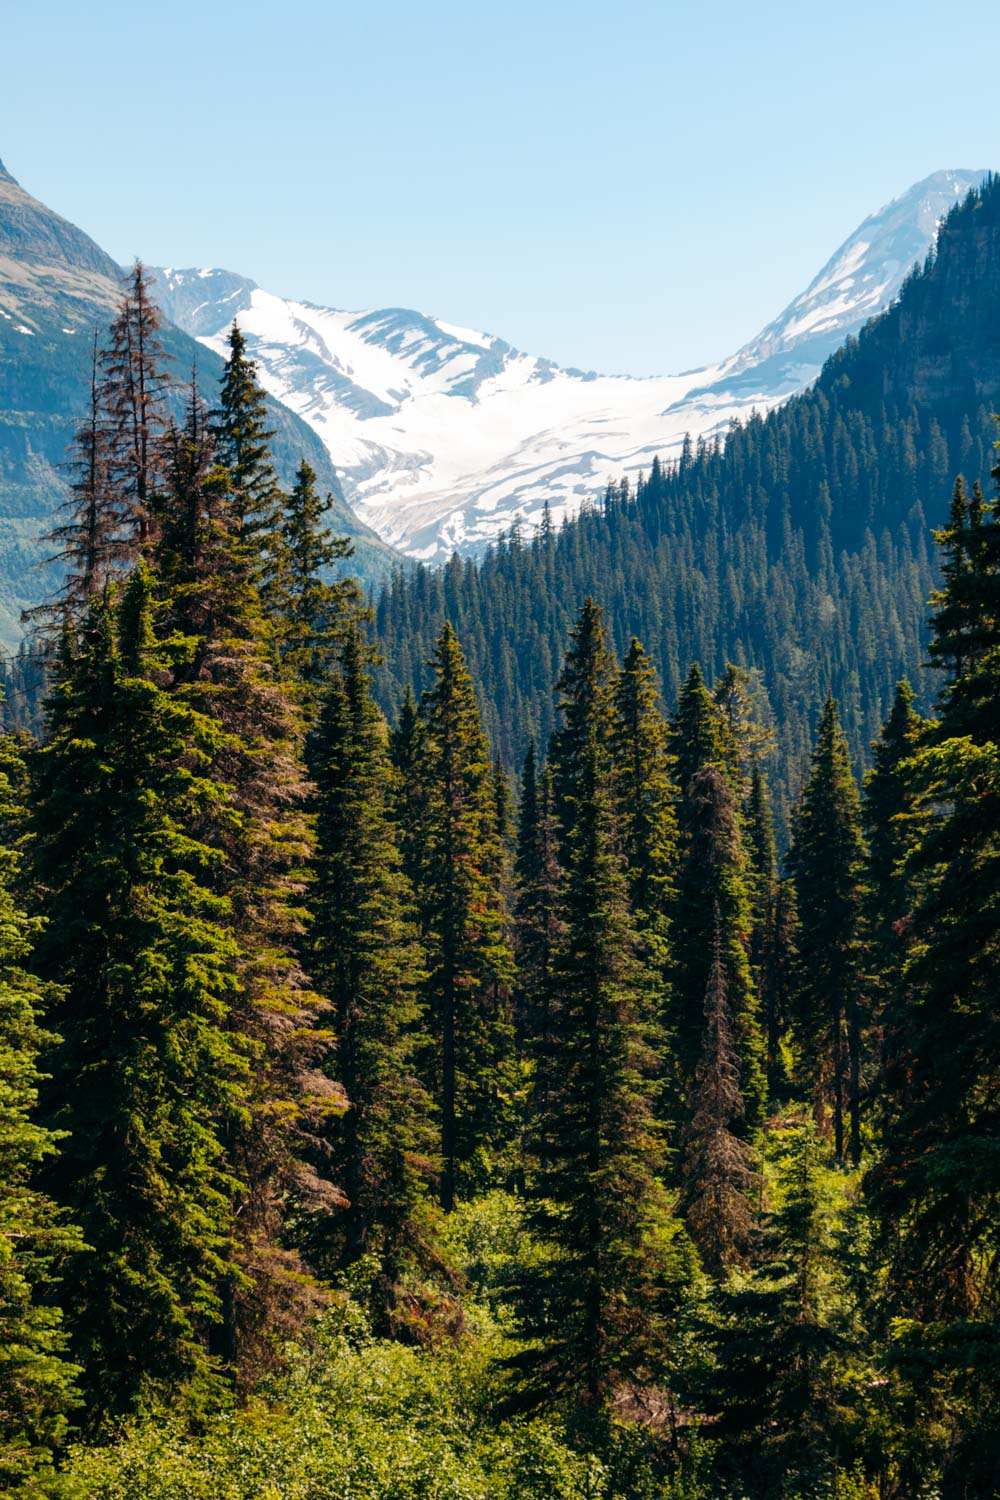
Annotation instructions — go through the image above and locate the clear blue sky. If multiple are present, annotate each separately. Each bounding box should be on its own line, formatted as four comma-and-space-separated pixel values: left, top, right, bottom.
5, 0, 999, 374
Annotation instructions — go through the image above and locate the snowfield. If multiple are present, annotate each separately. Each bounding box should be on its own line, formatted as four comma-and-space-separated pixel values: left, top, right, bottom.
154, 169, 986, 560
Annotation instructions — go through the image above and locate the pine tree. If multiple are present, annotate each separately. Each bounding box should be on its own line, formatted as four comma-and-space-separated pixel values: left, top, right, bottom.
100, 261, 172, 553
0, 726, 81, 1485
789, 697, 867, 1165
30, 570, 247, 1416
681, 919, 758, 1276
412, 623, 515, 1210
306, 623, 434, 1283
512, 600, 693, 1411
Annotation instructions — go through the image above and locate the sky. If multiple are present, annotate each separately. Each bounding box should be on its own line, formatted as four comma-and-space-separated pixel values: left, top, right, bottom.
4, 0, 1000, 376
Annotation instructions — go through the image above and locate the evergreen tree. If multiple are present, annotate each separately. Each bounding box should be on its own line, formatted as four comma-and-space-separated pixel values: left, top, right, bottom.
789, 697, 867, 1165
0, 726, 81, 1485
671, 663, 724, 795
212, 321, 281, 539
33, 334, 123, 623
672, 762, 764, 1126
100, 261, 171, 552
867, 440, 1000, 1490
155, 385, 332, 1381
388, 683, 425, 890
862, 680, 925, 1106
611, 637, 678, 948
265, 459, 361, 705
412, 623, 515, 1210
697, 1121, 850, 1492
681, 919, 758, 1276
307, 624, 434, 1283
513, 743, 562, 1057
513, 600, 693, 1411
30, 571, 247, 1416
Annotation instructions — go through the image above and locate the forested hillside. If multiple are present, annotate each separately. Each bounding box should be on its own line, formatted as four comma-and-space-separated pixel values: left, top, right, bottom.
373, 174, 1000, 828
0, 246, 998, 1498
0, 159, 394, 646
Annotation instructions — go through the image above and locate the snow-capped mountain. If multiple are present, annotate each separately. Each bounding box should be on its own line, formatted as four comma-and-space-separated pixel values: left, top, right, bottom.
153, 170, 987, 561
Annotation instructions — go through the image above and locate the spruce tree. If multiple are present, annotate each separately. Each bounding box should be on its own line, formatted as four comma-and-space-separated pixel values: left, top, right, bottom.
513, 743, 563, 1058
266, 458, 361, 706
34, 333, 123, 623
0, 727, 81, 1485
412, 623, 515, 1210
862, 680, 925, 1108
30, 570, 246, 1416
212, 321, 281, 539
867, 441, 1000, 1485
611, 637, 678, 950
154, 384, 332, 1380
789, 697, 866, 1165
682, 920, 758, 1276
100, 261, 171, 552
513, 599, 693, 1411
671, 662, 724, 796
672, 762, 764, 1126
307, 623, 434, 1282
697, 1121, 850, 1490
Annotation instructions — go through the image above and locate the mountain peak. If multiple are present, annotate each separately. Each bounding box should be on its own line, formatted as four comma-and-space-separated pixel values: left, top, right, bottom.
151, 168, 995, 561
0, 158, 17, 185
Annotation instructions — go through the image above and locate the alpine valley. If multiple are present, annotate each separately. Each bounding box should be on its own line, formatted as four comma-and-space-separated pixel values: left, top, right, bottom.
153, 169, 987, 559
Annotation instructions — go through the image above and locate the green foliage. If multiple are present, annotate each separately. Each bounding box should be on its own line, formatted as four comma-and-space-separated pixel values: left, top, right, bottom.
0, 726, 81, 1489
407, 624, 516, 1210
513, 601, 695, 1412
788, 698, 866, 1165
29, 570, 246, 1418
306, 624, 435, 1284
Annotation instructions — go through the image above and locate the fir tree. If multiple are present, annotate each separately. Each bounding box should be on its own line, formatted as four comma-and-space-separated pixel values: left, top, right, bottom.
30, 570, 247, 1416
266, 458, 361, 706
697, 1121, 850, 1491
611, 637, 678, 948
307, 623, 434, 1283
789, 697, 867, 1165
513, 743, 563, 1068
672, 762, 764, 1126
33, 333, 123, 624
671, 662, 724, 796
412, 623, 515, 1210
155, 385, 333, 1381
866, 439, 1000, 1486
513, 600, 693, 1411
681, 919, 758, 1276
212, 321, 281, 538
0, 726, 81, 1485
100, 261, 171, 552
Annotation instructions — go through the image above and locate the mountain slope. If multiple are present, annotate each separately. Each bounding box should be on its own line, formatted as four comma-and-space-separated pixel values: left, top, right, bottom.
369, 174, 1000, 831
0, 159, 394, 647
156, 169, 988, 560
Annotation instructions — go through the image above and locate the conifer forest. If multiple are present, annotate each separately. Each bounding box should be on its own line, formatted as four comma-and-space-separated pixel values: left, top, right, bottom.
2, 181, 1000, 1500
